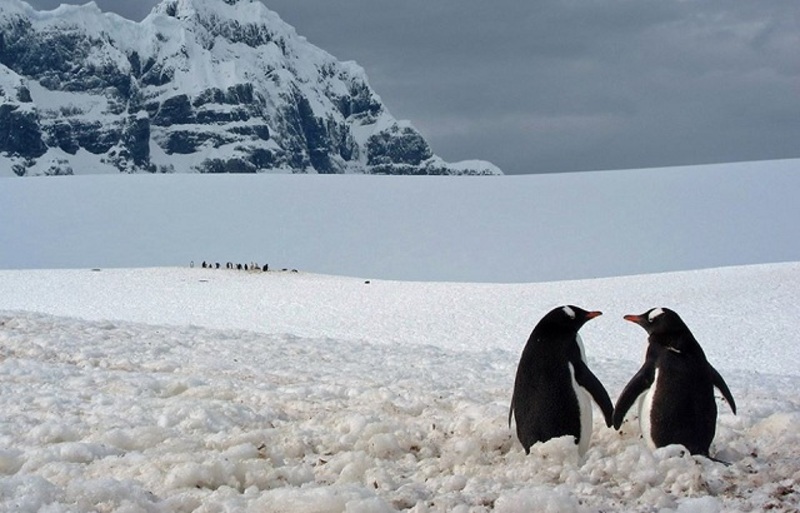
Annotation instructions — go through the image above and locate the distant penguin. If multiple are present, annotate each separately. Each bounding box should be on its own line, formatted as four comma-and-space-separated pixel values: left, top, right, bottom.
613, 307, 736, 457
509, 305, 613, 456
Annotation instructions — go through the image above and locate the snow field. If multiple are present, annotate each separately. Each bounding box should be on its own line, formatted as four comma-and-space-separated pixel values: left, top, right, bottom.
1, 265, 799, 511
3, 159, 799, 282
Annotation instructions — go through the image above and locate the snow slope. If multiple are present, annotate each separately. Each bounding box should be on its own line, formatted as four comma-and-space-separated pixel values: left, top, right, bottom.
2, 158, 799, 283
0, 264, 799, 511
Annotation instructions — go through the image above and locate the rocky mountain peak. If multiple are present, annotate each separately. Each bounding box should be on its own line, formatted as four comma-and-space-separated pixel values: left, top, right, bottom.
0, 0, 501, 176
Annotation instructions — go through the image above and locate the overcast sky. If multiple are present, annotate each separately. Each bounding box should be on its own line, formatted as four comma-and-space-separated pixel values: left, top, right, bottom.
25, 0, 800, 174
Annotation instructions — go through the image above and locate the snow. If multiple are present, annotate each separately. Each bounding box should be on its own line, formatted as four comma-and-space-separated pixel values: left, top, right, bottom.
1, 157, 799, 510
0, 65, 25, 99
442, 158, 504, 176
0, 263, 798, 511
2, 0, 138, 64
26, 81, 111, 117
2, 159, 799, 282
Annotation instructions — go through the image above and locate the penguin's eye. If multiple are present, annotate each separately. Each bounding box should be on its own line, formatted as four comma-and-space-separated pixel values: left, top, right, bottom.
648, 308, 665, 322
562, 306, 576, 319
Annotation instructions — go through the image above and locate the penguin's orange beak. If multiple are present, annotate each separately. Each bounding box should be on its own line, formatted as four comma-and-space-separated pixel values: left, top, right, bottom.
586, 311, 602, 320
624, 314, 644, 325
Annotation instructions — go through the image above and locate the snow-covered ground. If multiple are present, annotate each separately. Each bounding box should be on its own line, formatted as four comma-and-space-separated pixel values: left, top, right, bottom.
2, 158, 800, 283
1, 264, 799, 512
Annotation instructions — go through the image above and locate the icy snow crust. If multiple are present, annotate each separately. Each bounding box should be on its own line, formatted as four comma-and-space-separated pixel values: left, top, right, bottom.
1, 264, 799, 511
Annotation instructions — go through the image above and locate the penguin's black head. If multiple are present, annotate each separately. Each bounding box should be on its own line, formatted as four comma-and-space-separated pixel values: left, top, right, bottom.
623, 307, 689, 337
541, 305, 602, 332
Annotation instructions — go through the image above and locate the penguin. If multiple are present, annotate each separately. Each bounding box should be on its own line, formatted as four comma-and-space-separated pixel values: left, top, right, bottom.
612, 307, 736, 457
509, 305, 614, 456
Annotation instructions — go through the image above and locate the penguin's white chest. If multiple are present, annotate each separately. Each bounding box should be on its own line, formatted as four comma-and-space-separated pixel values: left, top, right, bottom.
637, 368, 659, 451
569, 335, 593, 457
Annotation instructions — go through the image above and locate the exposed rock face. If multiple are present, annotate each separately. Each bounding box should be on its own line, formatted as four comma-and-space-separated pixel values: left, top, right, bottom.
0, 0, 501, 176
0, 104, 47, 159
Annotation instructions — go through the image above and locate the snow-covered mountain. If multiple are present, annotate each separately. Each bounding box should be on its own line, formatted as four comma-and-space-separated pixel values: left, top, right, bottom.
0, 0, 501, 176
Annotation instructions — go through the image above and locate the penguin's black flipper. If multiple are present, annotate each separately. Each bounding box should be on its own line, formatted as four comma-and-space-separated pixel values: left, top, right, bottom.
708, 365, 736, 414
572, 359, 614, 427
612, 362, 655, 430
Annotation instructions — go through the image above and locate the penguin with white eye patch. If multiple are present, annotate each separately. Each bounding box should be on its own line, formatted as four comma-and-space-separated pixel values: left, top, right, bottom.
509, 305, 613, 456
613, 307, 737, 457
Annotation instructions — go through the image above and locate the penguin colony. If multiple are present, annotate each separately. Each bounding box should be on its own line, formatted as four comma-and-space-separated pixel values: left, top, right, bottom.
191, 261, 300, 273
510, 305, 736, 460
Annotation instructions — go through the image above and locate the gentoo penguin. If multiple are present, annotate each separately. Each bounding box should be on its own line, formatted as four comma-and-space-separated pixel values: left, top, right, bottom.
613, 307, 737, 457
509, 305, 613, 456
